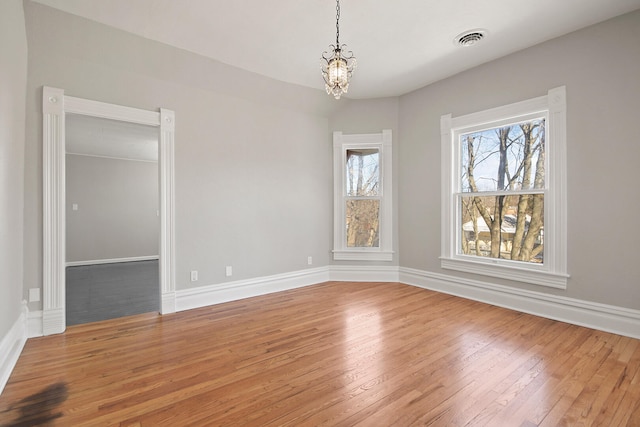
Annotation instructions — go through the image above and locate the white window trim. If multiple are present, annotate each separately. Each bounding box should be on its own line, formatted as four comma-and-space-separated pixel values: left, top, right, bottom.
333, 130, 393, 261
441, 87, 568, 289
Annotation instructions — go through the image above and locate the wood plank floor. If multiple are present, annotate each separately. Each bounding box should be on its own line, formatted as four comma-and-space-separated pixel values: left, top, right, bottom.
1, 282, 639, 426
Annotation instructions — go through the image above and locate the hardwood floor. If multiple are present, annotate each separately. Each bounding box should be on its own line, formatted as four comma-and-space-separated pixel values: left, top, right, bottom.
1, 282, 639, 426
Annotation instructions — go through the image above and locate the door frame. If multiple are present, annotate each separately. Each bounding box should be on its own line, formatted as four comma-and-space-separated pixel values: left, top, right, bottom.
42, 86, 176, 335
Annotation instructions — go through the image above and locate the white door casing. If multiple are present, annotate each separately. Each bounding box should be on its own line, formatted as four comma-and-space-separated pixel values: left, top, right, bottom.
42, 86, 176, 335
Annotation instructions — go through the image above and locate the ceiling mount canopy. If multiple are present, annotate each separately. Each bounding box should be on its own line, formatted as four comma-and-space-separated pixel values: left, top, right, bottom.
321, 0, 356, 100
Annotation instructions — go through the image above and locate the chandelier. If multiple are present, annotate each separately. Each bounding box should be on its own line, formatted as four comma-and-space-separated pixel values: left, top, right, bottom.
321, 0, 356, 99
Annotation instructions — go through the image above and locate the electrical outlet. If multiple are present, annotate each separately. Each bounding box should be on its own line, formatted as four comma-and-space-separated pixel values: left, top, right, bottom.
226, 266, 233, 277
29, 288, 40, 302
190, 270, 198, 282
307, 256, 313, 265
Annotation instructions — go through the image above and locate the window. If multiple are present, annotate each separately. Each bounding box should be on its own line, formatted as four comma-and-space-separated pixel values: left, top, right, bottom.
441, 87, 568, 288
346, 148, 380, 248
333, 130, 393, 261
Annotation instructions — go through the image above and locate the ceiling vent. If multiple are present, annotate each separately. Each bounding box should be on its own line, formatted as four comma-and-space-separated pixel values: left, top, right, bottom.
455, 29, 487, 47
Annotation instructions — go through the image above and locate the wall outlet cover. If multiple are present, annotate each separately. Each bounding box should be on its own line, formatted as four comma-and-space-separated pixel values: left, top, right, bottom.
29, 288, 41, 302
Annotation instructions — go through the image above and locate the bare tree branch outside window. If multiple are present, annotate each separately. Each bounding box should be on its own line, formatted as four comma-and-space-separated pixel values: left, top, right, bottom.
459, 119, 545, 263
346, 149, 380, 247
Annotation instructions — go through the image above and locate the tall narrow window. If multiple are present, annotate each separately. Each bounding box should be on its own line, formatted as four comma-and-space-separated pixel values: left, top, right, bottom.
346, 148, 380, 248
334, 130, 393, 261
441, 87, 568, 288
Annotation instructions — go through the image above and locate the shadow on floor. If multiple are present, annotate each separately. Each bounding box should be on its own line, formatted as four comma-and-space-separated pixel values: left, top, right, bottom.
0, 382, 68, 427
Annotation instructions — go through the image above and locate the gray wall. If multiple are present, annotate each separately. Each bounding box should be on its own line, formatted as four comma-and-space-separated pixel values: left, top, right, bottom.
23, 2, 335, 310
398, 10, 640, 310
18, 2, 640, 316
66, 154, 159, 263
0, 0, 27, 338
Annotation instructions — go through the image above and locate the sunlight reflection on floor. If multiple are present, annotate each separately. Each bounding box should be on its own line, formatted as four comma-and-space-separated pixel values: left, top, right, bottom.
454, 329, 552, 425
343, 305, 384, 381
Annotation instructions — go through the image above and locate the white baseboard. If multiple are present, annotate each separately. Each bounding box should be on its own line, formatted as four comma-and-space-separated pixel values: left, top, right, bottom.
399, 267, 640, 340
329, 264, 400, 282
66, 255, 159, 267
0, 302, 28, 395
161, 292, 176, 314
175, 267, 331, 312
42, 307, 66, 336
28, 310, 43, 338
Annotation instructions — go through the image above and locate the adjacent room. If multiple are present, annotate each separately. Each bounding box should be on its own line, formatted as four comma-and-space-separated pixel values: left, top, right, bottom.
65, 114, 160, 325
1, 0, 639, 425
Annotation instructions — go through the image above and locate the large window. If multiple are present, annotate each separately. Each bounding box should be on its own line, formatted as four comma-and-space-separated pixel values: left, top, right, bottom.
333, 130, 393, 261
441, 87, 568, 288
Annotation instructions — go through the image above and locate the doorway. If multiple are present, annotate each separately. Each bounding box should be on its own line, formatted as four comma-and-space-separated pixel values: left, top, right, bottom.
42, 87, 176, 335
65, 114, 160, 325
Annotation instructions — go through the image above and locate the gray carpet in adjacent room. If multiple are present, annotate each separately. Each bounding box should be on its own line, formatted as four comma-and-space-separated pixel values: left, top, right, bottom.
66, 260, 160, 326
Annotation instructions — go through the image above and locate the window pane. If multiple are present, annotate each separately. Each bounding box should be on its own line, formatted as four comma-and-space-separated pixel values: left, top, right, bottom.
460, 119, 545, 192
346, 149, 379, 196
460, 194, 544, 263
346, 199, 380, 247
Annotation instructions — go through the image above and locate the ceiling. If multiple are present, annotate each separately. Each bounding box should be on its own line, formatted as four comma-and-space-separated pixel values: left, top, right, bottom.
34, 0, 640, 99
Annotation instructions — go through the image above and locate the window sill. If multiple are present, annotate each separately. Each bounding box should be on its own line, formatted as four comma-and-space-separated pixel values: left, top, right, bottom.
440, 257, 568, 289
333, 250, 394, 262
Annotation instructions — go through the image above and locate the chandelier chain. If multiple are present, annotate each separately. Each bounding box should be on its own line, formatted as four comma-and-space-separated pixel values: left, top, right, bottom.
335, 0, 340, 46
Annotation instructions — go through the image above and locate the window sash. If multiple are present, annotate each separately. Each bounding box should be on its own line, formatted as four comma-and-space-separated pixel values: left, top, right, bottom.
346, 199, 381, 248
454, 189, 545, 197
458, 117, 547, 194
456, 193, 545, 264
344, 149, 383, 249
345, 148, 380, 197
